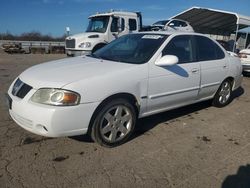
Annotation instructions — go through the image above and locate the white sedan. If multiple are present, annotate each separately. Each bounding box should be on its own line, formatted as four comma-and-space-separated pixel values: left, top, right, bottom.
239, 47, 250, 73
7, 32, 242, 147
152, 19, 194, 32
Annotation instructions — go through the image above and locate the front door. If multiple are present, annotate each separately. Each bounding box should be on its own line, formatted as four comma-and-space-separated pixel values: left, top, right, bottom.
109, 17, 126, 42
147, 35, 201, 114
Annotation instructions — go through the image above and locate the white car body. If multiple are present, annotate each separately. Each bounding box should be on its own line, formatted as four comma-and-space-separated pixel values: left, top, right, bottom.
7, 32, 242, 139
239, 47, 250, 72
152, 19, 194, 32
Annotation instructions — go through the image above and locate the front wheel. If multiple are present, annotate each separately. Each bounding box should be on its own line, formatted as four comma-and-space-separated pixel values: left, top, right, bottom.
90, 99, 136, 147
92, 43, 106, 53
212, 79, 232, 107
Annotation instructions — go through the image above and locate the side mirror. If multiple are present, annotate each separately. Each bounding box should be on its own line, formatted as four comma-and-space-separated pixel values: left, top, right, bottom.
155, 55, 179, 67
117, 17, 122, 33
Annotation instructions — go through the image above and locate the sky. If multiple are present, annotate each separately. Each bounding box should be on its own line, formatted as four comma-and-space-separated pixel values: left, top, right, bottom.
0, 0, 250, 37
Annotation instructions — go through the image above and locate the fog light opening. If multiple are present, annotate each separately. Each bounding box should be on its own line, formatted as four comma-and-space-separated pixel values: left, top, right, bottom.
36, 124, 48, 134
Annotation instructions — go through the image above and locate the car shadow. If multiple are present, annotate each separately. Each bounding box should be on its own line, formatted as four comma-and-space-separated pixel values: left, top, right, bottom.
164, 64, 189, 77
231, 86, 244, 99
69, 134, 94, 143
221, 164, 250, 188
243, 72, 250, 77
130, 86, 244, 141
132, 100, 212, 139
70, 87, 244, 144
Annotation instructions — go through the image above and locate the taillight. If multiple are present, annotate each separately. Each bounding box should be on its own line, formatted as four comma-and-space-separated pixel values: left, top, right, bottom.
239, 53, 248, 58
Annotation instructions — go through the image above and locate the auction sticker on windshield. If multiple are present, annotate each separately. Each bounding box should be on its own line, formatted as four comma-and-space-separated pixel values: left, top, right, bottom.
142, 35, 164, 39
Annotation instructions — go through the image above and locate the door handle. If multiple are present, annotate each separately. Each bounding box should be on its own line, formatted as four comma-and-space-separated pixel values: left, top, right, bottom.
191, 68, 199, 73
223, 65, 228, 68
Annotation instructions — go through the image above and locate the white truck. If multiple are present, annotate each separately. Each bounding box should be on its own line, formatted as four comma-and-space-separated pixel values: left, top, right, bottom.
65, 11, 143, 56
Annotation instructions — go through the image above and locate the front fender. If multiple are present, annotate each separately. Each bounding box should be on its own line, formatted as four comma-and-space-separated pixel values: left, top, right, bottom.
63, 64, 149, 115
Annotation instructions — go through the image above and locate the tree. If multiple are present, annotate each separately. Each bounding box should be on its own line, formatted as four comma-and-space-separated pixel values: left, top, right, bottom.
0, 31, 66, 41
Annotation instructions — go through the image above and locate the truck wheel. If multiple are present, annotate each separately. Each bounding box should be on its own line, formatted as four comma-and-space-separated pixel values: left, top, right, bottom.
212, 79, 232, 107
92, 43, 106, 53
90, 98, 136, 147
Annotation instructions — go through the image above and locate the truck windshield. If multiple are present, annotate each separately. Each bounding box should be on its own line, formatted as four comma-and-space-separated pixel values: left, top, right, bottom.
86, 16, 110, 33
91, 33, 168, 64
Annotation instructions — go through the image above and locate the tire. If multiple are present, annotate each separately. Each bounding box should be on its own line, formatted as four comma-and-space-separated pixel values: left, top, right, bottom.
90, 98, 136, 147
212, 79, 232, 107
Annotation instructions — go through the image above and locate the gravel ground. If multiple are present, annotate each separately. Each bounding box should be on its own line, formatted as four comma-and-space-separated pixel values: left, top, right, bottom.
0, 50, 250, 188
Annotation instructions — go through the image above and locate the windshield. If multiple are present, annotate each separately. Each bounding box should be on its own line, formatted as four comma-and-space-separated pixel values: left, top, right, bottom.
86, 16, 110, 33
91, 33, 168, 64
153, 20, 169, 26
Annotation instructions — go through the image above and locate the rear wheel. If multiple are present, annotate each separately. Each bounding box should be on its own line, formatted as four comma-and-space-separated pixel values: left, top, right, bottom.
90, 99, 136, 147
212, 79, 232, 107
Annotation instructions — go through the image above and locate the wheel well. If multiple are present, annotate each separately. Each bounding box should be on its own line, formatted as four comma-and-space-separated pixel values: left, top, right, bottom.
225, 77, 234, 88
87, 93, 140, 135
92, 43, 106, 53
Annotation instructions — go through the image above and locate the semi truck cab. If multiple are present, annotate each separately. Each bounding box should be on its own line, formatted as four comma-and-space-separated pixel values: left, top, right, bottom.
65, 11, 142, 56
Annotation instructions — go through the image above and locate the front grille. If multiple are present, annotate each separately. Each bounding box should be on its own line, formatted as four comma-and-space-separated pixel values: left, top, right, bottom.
12, 78, 32, 99
66, 39, 75, 48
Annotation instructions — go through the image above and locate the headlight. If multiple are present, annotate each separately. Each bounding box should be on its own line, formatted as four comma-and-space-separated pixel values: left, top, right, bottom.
30, 88, 80, 106
78, 42, 91, 48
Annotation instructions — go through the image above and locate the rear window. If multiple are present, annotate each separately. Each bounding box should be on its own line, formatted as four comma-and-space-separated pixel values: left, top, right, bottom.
195, 36, 225, 61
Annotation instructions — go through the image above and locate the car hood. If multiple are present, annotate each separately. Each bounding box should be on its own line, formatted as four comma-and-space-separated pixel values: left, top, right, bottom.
19, 56, 137, 89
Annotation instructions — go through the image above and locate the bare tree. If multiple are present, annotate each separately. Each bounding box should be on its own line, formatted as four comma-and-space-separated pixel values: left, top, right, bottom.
0, 31, 66, 41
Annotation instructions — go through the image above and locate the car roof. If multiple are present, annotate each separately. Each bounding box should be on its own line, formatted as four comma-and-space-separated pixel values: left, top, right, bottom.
153, 19, 189, 25
89, 11, 138, 18
169, 18, 189, 23
137, 31, 206, 37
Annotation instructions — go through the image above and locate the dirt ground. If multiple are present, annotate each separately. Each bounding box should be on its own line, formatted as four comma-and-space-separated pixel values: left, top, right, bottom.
0, 50, 250, 188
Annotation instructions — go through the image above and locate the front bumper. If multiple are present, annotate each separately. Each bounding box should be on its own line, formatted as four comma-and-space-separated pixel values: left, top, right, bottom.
8, 89, 100, 137
66, 49, 91, 57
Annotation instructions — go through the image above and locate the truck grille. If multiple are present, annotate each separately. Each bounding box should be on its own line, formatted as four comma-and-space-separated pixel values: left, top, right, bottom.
12, 78, 32, 99
66, 39, 75, 48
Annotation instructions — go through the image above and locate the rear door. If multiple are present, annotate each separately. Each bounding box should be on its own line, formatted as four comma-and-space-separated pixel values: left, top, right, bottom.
194, 35, 228, 100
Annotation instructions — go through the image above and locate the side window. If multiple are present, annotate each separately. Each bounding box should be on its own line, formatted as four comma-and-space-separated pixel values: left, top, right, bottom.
111, 18, 125, 32
169, 20, 184, 27
169, 20, 178, 27
179, 21, 187, 27
195, 36, 225, 61
162, 35, 195, 64
129, 19, 137, 31
111, 18, 118, 32
121, 18, 125, 31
